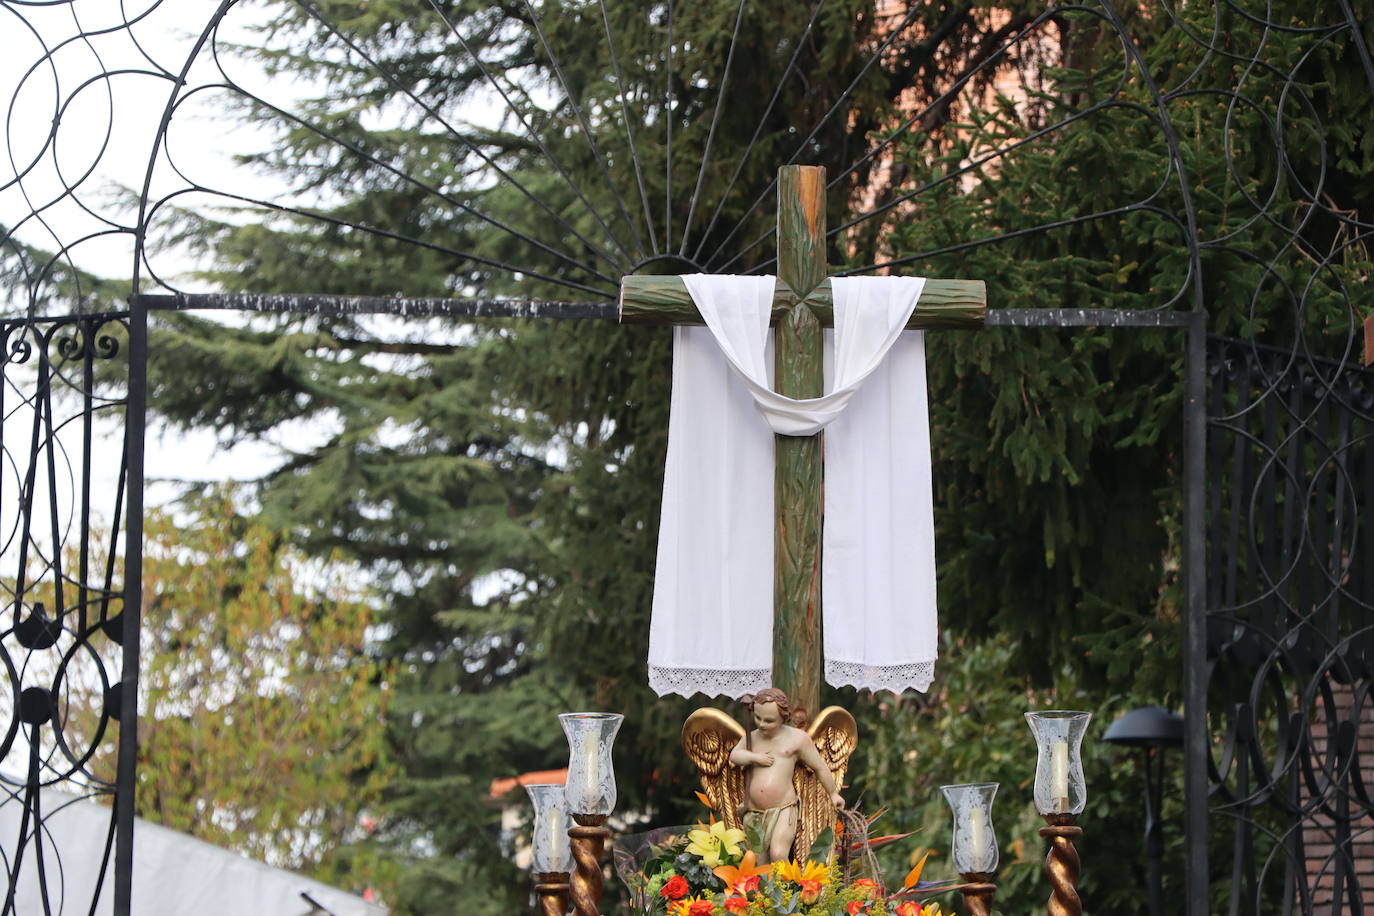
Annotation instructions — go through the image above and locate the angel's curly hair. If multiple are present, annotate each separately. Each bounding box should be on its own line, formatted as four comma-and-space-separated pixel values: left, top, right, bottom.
743, 687, 808, 729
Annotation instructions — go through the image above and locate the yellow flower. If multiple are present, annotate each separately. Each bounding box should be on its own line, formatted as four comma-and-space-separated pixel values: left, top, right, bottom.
771, 859, 833, 886
686, 819, 746, 868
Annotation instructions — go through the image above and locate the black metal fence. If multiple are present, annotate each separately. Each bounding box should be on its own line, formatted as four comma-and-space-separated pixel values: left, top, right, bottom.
1206, 335, 1374, 913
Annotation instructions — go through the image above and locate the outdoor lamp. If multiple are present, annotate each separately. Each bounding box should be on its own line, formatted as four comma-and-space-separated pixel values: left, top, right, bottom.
526, 783, 573, 916
559, 712, 624, 916
1103, 706, 1183, 916
1025, 710, 1092, 916
941, 782, 999, 916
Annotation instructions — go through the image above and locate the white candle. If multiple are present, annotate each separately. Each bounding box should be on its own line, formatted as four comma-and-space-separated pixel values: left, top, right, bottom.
579, 739, 599, 805
1050, 740, 1070, 805
546, 805, 569, 868
967, 805, 988, 869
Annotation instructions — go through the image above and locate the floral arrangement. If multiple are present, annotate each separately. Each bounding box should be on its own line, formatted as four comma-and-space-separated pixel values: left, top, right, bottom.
613, 814, 956, 916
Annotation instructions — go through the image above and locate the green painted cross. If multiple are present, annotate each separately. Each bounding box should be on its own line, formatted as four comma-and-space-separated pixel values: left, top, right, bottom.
618, 165, 986, 714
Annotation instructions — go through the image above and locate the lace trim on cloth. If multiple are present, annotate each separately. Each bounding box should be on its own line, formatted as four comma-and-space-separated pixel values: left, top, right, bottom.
648, 665, 771, 699
825, 659, 935, 694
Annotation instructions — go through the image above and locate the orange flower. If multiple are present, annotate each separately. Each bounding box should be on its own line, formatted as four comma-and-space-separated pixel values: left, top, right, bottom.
670, 898, 714, 916
852, 877, 878, 898
723, 895, 748, 915
845, 901, 868, 915
895, 905, 943, 916
851, 831, 917, 853
669, 897, 703, 916
713, 849, 770, 893
902, 851, 931, 890
799, 878, 823, 903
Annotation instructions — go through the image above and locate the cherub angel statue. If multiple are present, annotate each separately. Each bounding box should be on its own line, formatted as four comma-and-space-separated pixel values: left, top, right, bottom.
682, 688, 857, 864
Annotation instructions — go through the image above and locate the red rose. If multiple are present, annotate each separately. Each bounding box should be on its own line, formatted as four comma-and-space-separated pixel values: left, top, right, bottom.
735, 874, 761, 894
660, 875, 689, 900
846, 901, 867, 915
799, 878, 823, 903
688, 901, 715, 916
723, 895, 748, 914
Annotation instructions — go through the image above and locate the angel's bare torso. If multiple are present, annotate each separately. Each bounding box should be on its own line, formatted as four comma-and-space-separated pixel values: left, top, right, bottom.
741, 722, 806, 809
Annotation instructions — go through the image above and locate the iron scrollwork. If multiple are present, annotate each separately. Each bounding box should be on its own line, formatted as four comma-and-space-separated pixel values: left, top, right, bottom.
1207, 336, 1374, 914
0, 312, 130, 914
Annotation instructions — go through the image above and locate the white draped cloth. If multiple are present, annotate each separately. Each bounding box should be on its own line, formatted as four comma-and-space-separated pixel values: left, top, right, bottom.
646, 274, 938, 698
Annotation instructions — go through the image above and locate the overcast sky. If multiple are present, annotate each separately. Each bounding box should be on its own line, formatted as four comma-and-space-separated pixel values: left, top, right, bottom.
0, 1, 360, 786
2, 1, 344, 504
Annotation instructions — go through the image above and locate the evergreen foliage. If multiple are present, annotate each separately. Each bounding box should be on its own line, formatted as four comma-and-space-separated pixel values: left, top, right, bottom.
6, 1, 1358, 912
856, 4, 1370, 912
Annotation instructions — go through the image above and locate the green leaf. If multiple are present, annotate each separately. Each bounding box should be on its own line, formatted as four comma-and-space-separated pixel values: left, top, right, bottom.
806, 825, 835, 865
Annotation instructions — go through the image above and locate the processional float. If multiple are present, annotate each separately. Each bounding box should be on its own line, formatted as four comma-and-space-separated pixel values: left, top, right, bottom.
526, 167, 1092, 916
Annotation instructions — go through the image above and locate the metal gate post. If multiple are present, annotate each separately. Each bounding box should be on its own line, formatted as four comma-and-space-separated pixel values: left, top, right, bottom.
1184, 308, 1209, 914
113, 303, 148, 916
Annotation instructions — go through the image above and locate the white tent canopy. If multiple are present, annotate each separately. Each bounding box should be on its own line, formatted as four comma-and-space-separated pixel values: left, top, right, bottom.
0, 788, 387, 915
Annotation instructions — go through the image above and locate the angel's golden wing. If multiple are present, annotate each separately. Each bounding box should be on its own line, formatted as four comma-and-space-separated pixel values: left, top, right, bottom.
681, 708, 748, 832
793, 705, 858, 860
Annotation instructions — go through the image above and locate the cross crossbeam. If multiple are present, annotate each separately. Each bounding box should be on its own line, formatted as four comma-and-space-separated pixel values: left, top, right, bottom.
619, 277, 986, 329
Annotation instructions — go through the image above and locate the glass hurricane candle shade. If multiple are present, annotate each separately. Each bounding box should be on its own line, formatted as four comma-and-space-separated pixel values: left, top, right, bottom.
941, 783, 999, 875
559, 712, 624, 817
1025, 710, 1092, 815
525, 783, 574, 874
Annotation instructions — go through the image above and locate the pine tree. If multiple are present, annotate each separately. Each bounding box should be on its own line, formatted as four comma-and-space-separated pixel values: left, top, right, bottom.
139, 3, 1083, 911
860, 4, 1371, 911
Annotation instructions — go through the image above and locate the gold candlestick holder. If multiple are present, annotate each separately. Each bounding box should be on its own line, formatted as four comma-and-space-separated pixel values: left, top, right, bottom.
534, 871, 570, 916
568, 814, 610, 916
958, 872, 997, 916
1039, 813, 1083, 916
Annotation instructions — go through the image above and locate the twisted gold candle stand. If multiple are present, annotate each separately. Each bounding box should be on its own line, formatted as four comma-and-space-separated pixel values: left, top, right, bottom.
1039, 814, 1083, 916
568, 815, 610, 916
958, 872, 997, 916
534, 871, 570, 916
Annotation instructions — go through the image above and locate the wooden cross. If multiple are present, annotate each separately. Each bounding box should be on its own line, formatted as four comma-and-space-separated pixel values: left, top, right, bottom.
618, 165, 985, 714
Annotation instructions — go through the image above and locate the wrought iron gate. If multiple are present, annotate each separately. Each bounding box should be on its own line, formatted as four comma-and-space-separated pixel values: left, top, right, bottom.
1204, 336, 1374, 913
0, 310, 140, 913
